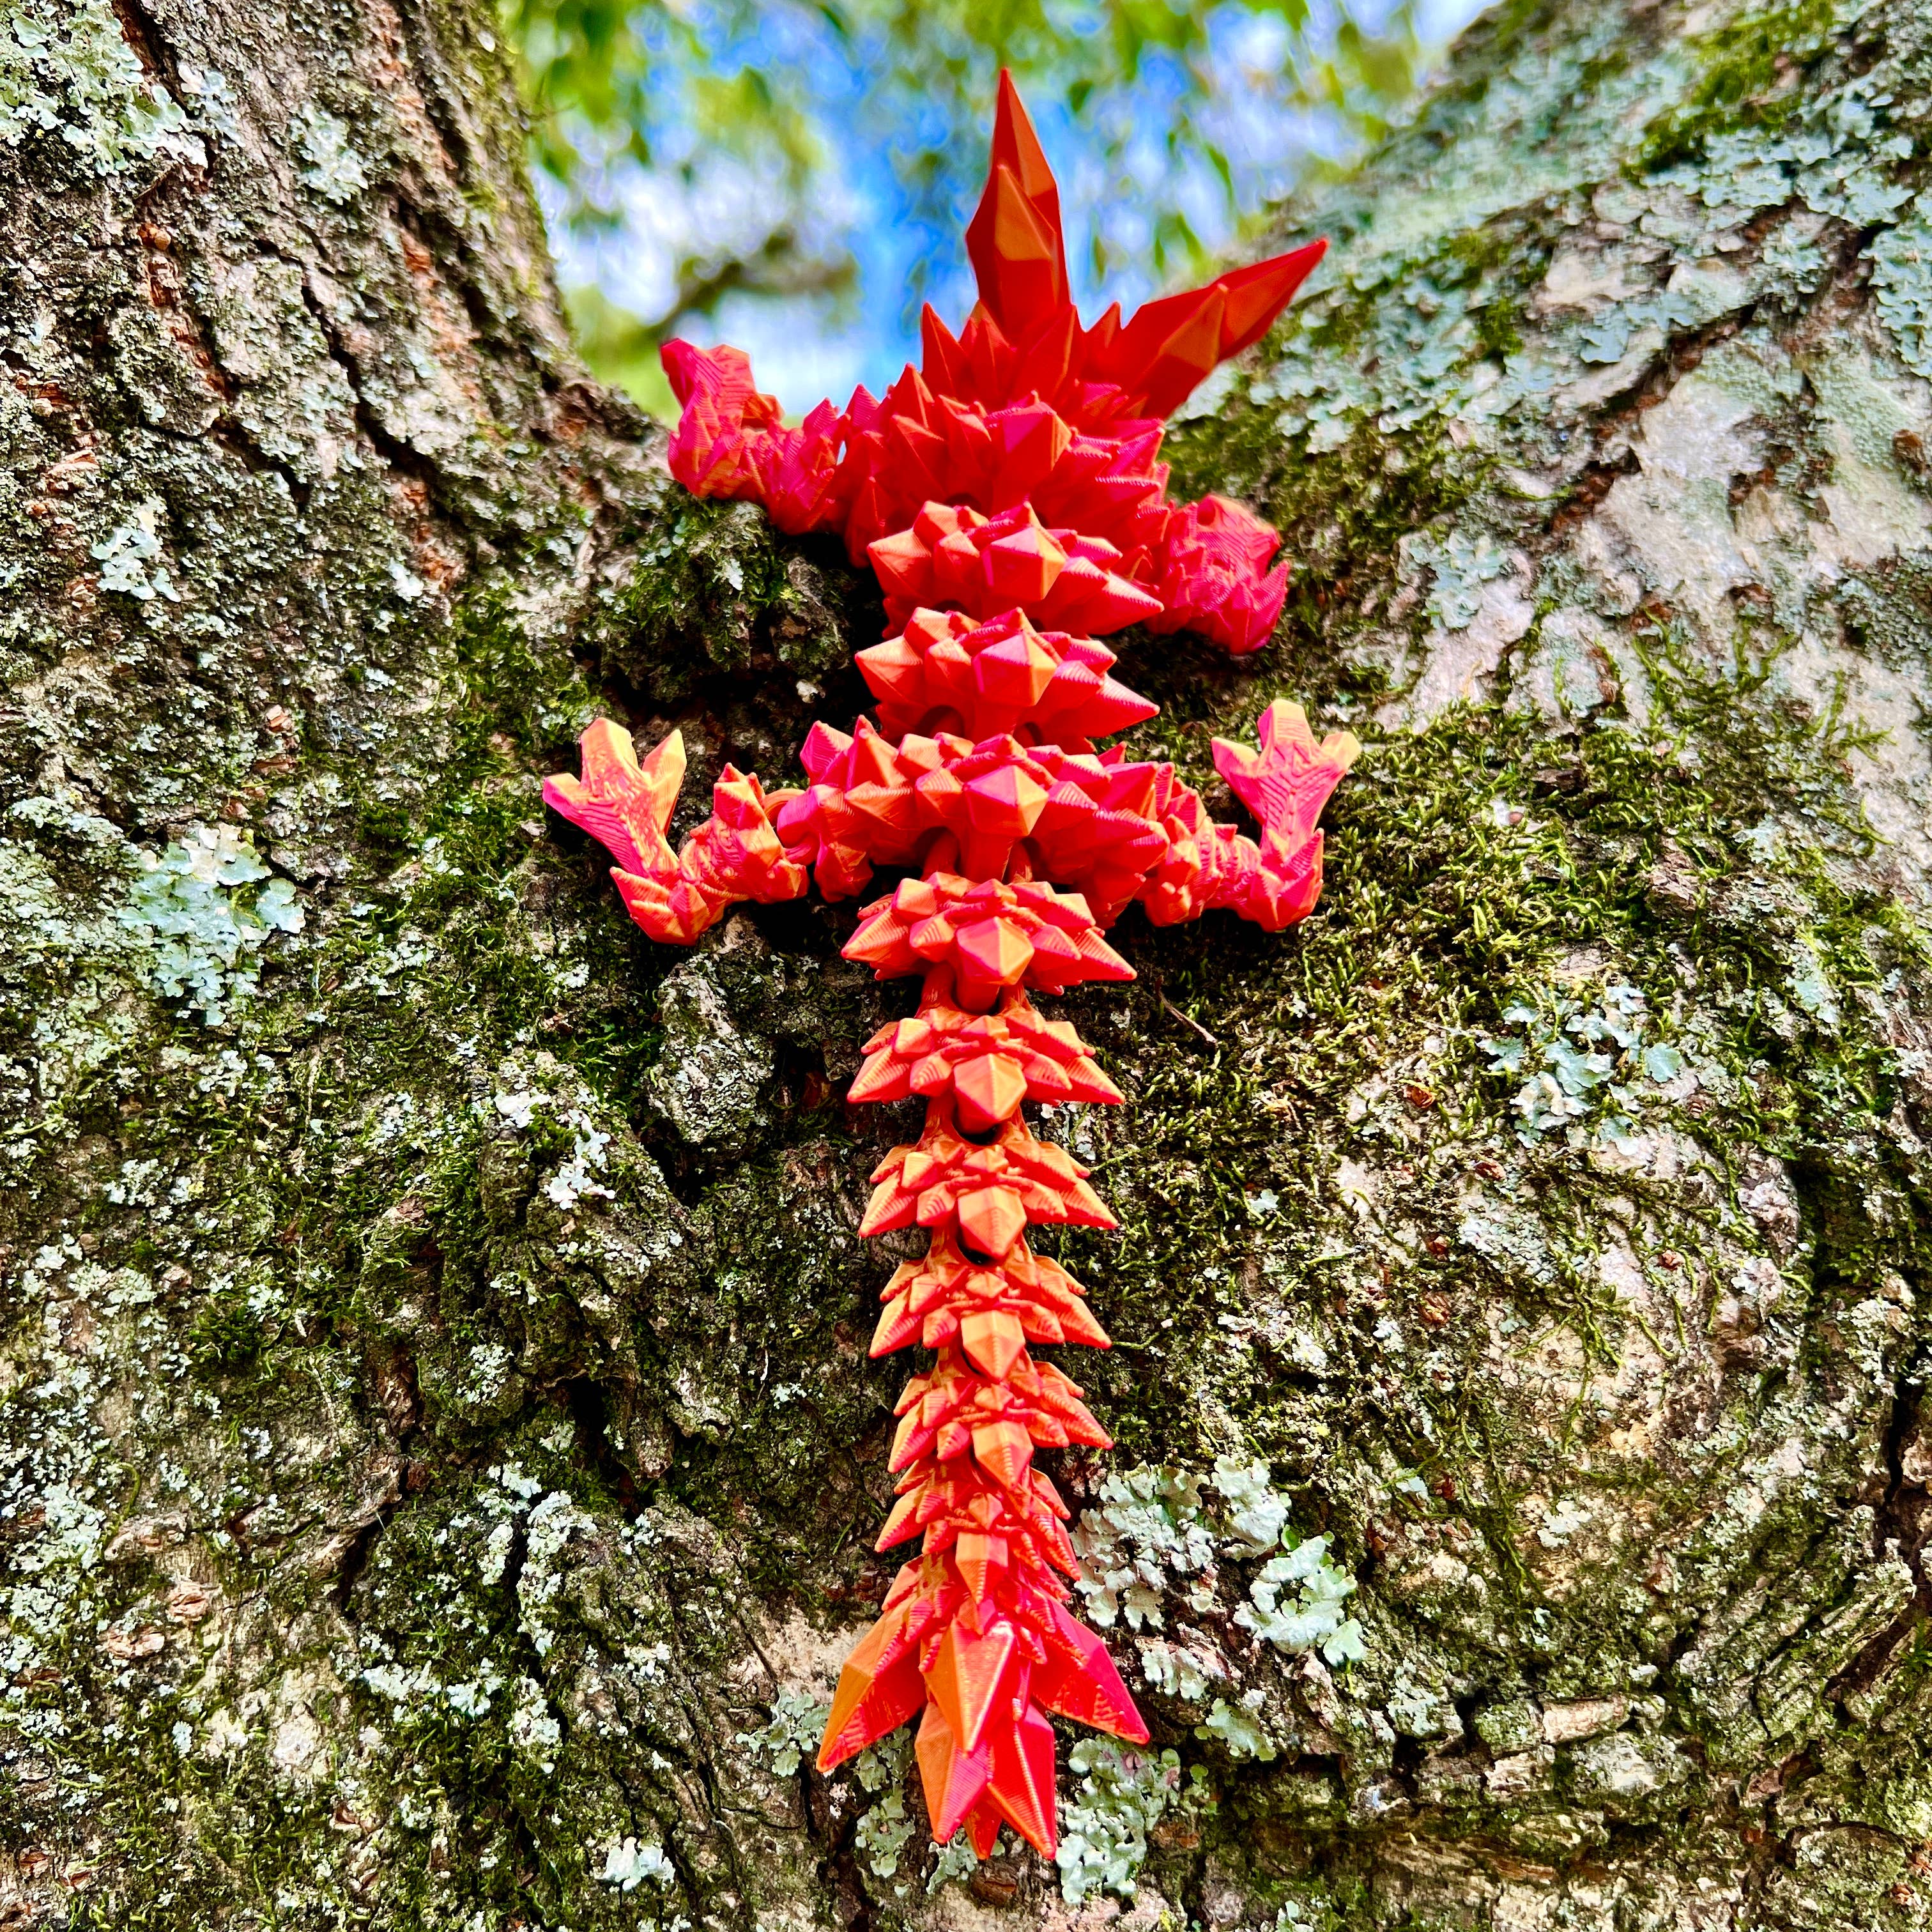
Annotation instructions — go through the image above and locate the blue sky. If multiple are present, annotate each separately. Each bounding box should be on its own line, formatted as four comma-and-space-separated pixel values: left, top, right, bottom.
542, 0, 1489, 415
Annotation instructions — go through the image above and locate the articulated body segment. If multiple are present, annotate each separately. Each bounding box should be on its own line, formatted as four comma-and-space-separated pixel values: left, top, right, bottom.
546, 71, 1357, 1861
829, 965, 1148, 1856
549, 700, 1353, 951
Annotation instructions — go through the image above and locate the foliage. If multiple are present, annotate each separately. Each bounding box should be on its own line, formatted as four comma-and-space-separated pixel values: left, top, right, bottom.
499, 0, 1425, 396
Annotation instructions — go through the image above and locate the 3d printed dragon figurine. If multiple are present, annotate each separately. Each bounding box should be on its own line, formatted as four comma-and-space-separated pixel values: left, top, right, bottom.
546, 73, 1358, 1864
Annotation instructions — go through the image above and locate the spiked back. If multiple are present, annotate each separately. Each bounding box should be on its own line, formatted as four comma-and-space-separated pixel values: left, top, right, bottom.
546, 72, 1356, 1864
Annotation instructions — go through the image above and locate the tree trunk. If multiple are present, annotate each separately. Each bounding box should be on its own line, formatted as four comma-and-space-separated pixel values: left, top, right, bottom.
5, 0, 1932, 1925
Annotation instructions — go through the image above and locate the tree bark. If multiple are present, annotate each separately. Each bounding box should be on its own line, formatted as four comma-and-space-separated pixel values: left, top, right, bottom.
4, 0, 1932, 1926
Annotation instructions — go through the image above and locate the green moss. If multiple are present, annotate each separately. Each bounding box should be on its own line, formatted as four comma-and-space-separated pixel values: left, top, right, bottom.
184, 1277, 270, 1376
1159, 417, 1489, 716
591, 495, 879, 731
1641, 0, 1839, 167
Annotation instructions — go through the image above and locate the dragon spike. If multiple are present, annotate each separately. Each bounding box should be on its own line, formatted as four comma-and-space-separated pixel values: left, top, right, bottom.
968, 1804, 1002, 1860
1091, 238, 1328, 419
966, 70, 1070, 337
1036, 1600, 1151, 1740
1215, 245, 1331, 358
926, 1614, 1019, 1759
817, 1599, 926, 1770
916, 1701, 995, 1844
984, 1702, 1061, 1855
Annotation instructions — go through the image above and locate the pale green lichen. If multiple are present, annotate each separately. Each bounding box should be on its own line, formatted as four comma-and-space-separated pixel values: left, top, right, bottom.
1071, 1457, 1367, 1664
739, 1689, 827, 1777
296, 106, 369, 204
489, 1084, 617, 1208
1197, 1692, 1277, 1762
847, 1729, 919, 1880
924, 1831, 981, 1892
1234, 1535, 1366, 1666
1, 0, 206, 174
1071, 1464, 1219, 1631
1653, 79, 1915, 229
119, 828, 303, 1025
852, 1784, 918, 1878
1871, 194, 1932, 380
1055, 1740, 1213, 1905
1401, 529, 1513, 631
597, 1834, 676, 1890
1219, 0, 1932, 534
851, 1727, 909, 1794
1066, 1459, 1366, 1790
1476, 978, 1690, 1146
91, 499, 181, 606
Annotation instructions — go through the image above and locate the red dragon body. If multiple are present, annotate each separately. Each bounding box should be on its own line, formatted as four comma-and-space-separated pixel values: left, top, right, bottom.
545, 73, 1357, 1864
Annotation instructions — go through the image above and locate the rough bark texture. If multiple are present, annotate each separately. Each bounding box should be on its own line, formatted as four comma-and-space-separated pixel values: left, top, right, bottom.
5, 0, 1932, 1925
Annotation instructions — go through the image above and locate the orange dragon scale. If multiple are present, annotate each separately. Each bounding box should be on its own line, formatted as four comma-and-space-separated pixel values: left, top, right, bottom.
546, 72, 1357, 1862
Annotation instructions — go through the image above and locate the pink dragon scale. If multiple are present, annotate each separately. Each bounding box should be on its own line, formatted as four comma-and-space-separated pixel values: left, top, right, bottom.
545, 72, 1358, 1863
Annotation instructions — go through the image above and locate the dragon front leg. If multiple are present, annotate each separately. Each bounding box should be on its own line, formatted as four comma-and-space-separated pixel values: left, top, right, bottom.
543, 717, 810, 945
1140, 699, 1359, 932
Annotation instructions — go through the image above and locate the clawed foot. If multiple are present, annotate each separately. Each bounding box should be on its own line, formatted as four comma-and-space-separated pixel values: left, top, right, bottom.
544, 719, 808, 944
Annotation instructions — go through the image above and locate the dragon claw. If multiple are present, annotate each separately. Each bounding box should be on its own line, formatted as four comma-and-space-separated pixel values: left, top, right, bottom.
546, 723, 808, 944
